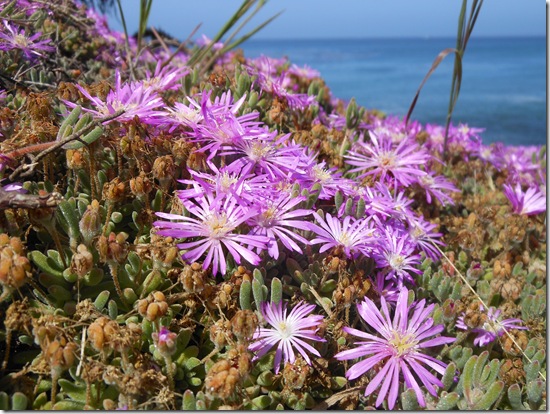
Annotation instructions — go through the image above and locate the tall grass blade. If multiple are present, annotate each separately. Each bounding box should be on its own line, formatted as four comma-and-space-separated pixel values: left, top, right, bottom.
404, 48, 461, 126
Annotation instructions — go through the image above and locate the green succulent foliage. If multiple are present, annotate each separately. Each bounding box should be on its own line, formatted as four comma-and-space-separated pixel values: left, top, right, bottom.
521, 291, 546, 320
0, 391, 29, 410
181, 389, 207, 410
57, 106, 105, 150
417, 266, 462, 303
448, 345, 474, 371
456, 351, 504, 410
400, 388, 420, 410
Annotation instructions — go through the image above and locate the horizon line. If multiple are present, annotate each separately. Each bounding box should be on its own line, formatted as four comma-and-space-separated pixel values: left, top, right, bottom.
241, 34, 546, 41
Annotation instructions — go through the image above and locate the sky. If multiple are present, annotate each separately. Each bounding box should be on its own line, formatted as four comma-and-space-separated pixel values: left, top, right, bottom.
106, 0, 546, 40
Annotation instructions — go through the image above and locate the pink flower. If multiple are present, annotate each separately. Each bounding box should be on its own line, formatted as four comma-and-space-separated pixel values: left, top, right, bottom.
246, 191, 312, 260
154, 191, 268, 276
249, 301, 325, 374
416, 170, 459, 206
307, 212, 376, 259
373, 228, 422, 285
456, 306, 527, 347
503, 183, 546, 216
0, 20, 54, 60
345, 131, 429, 187
152, 327, 178, 357
64, 70, 164, 124
335, 288, 455, 409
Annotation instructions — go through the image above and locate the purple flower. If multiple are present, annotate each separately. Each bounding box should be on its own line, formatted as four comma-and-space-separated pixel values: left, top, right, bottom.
249, 301, 325, 374
345, 131, 429, 187
0, 20, 54, 60
373, 228, 422, 285
152, 327, 178, 357
64, 70, 164, 124
307, 212, 376, 259
370, 272, 400, 305
406, 215, 445, 261
456, 306, 527, 347
191, 94, 263, 159
334, 288, 455, 409
247, 57, 316, 110
416, 170, 459, 206
154, 192, 269, 276
246, 191, 312, 260
302, 159, 355, 200
140, 61, 188, 92
502, 183, 546, 216
222, 132, 305, 181
287, 63, 320, 80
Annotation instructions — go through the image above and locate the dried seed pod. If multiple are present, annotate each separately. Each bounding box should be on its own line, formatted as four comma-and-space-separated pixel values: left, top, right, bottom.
102, 177, 126, 203
79, 200, 103, 245
0, 234, 31, 294
129, 172, 153, 199
70, 244, 94, 277
230, 310, 258, 343
97, 232, 129, 264
136, 291, 169, 322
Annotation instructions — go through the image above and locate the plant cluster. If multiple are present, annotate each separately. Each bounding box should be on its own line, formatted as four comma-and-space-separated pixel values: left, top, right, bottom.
0, 0, 546, 410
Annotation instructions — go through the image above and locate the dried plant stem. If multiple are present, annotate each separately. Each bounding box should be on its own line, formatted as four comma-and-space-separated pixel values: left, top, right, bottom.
9, 109, 124, 181
50, 370, 59, 406
164, 355, 175, 390
88, 145, 99, 201
433, 243, 546, 381
1, 328, 12, 371
314, 385, 365, 409
109, 264, 127, 307
0, 187, 62, 210
102, 201, 114, 236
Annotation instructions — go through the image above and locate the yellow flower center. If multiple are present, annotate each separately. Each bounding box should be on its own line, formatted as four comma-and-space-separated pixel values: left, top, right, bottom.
312, 165, 331, 182
277, 321, 292, 339
379, 152, 396, 169
388, 254, 405, 270
206, 213, 231, 239
14, 34, 29, 48
388, 331, 418, 357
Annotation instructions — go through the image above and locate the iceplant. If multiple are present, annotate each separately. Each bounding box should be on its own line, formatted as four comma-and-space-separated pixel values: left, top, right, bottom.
249, 301, 325, 374
334, 288, 455, 409
456, 305, 527, 347
502, 183, 546, 216
154, 191, 268, 276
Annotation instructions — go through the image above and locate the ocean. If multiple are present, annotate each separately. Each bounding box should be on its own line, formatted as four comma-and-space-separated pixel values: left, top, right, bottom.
240, 37, 546, 147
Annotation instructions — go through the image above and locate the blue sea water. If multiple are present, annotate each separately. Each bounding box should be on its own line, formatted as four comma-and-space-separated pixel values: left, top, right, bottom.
240, 37, 546, 147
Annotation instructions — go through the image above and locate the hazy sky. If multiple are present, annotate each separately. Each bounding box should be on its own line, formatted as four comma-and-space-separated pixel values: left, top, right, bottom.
106, 0, 545, 40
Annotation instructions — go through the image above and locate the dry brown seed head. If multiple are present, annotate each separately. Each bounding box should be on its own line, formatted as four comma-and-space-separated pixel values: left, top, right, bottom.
230, 310, 258, 342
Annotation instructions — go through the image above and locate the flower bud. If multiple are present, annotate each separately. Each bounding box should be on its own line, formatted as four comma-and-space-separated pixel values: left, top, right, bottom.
152, 327, 178, 357
79, 200, 102, 245
70, 244, 94, 277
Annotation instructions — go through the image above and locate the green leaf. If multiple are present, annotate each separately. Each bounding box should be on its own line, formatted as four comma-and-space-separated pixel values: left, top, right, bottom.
29, 250, 63, 278
182, 389, 196, 410
0, 392, 8, 411
11, 392, 28, 410
400, 388, 420, 410
435, 392, 459, 410
270, 277, 282, 304
58, 379, 87, 403
526, 379, 545, 405
58, 106, 81, 139
239, 279, 252, 310
471, 380, 504, 410
507, 383, 527, 410
52, 400, 86, 410
250, 395, 270, 410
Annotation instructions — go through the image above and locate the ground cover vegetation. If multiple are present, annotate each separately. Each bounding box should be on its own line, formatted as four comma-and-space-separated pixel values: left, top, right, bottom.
0, 0, 546, 410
